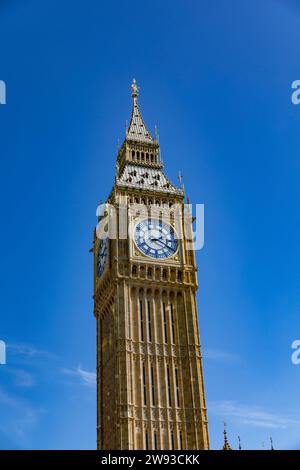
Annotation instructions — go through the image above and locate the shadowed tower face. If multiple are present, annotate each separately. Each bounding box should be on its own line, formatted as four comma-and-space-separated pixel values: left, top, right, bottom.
93, 80, 209, 450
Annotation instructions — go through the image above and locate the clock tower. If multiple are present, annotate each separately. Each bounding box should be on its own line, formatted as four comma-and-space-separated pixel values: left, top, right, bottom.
93, 80, 209, 450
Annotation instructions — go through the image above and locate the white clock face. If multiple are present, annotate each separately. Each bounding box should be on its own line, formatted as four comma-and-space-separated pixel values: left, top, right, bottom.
134, 219, 178, 259
97, 238, 108, 277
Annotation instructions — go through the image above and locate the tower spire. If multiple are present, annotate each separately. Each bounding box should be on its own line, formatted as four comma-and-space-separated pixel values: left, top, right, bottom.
131, 78, 139, 99
222, 422, 232, 450
126, 79, 154, 144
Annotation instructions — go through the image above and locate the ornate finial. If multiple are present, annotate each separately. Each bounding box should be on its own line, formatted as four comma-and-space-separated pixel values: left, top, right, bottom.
131, 78, 139, 98
222, 422, 232, 450
178, 171, 185, 190
238, 435, 242, 450
270, 437, 274, 450
154, 124, 159, 142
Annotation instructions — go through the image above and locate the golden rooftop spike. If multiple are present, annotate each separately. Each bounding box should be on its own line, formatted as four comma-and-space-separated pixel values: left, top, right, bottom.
222, 422, 232, 450
131, 78, 138, 98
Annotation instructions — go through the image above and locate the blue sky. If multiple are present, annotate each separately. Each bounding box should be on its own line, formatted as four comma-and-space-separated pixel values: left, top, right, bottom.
0, 0, 300, 450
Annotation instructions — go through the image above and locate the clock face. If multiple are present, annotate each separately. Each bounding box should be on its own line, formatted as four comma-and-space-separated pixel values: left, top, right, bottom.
97, 238, 108, 277
134, 219, 178, 259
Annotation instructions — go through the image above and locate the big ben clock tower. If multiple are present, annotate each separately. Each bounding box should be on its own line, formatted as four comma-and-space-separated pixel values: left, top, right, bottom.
93, 80, 209, 450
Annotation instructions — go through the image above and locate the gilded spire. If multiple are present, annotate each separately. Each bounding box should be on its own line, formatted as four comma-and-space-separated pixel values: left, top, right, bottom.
126, 79, 154, 144
131, 78, 138, 98
222, 422, 232, 450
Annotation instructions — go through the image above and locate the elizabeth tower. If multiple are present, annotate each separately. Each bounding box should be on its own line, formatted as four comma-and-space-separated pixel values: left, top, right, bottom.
93, 81, 209, 450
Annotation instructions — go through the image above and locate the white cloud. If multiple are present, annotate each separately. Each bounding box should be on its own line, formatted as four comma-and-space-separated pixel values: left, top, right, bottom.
11, 369, 35, 388
61, 365, 96, 387
8, 343, 54, 360
0, 386, 42, 447
209, 400, 300, 429
202, 347, 240, 365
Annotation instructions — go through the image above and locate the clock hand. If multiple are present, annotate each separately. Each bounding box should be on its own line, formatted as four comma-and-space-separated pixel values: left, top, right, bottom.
151, 238, 176, 252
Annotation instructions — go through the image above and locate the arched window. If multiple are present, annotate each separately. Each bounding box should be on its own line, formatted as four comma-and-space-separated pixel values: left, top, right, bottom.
142, 362, 147, 403
145, 430, 149, 450
167, 365, 172, 406
171, 431, 175, 450
140, 301, 144, 342
154, 431, 158, 450
151, 364, 155, 404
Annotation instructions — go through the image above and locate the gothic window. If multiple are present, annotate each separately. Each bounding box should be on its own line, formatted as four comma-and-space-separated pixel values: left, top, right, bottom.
175, 367, 180, 407
141, 152, 145, 161
140, 300, 144, 342
154, 431, 158, 450
167, 365, 172, 406
162, 269, 167, 279
141, 198, 146, 205
147, 267, 152, 278
151, 364, 155, 405
145, 430, 149, 450
146, 154, 149, 163
170, 303, 175, 343
132, 150, 135, 158
171, 431, 175, 450
177, 271, 182, 282
132, 265, 137, 275
163, 302, 168, 343
143, 363, 147, 405
137, 151, 140, 160
150, 153, 154, 162
147, 300, 152, 342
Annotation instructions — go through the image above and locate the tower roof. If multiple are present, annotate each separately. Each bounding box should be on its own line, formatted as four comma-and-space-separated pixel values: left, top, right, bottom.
126, 79, 154, 144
